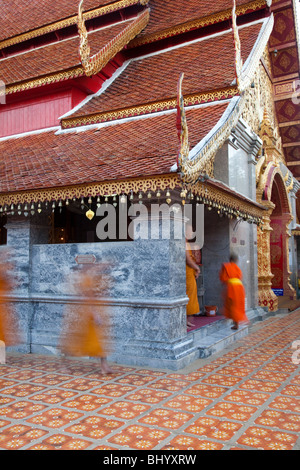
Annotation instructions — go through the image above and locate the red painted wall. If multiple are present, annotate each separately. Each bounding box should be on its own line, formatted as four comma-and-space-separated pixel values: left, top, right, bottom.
0, 88, 87, 137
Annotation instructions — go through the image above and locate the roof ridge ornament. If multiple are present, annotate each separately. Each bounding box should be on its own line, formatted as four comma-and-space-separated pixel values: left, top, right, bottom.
77, 0, 150, 77
176, 73, 190, 177
232, 0, 243, 91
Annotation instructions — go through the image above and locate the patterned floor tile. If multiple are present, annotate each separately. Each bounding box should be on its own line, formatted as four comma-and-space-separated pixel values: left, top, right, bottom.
108, 425, 170, 449
85, 371, 127, 381
139, 408, 193, 429
126, 388, 172, 404
184, 416, 242, 441
99, 401, 150, 419
30, 389, 77, 404
162, 435, 224, 450
264, 362, 298, 374
0, 401, 47, 419
1, 370, 46, 381
251, 370, 290, 382
291, 375, 300, 385
164, 394, 212, 413
201, 374, 242, 387
268, 396, 300, 413
239, 379, 281, 393
64, 415, 124, 439
0, 396, 15, 406
149, 378, 189, 392
196, 364, 219, 373
0, 425, 48, 450
185, 383, 227, 399
93, 445, 118, 450
115, 374, 156, 386
60, 378, 104, 391
167, 371, 206, 382
28, 434, 92, 450
135, 369, 166, 377
224, 389, 270, 406
206, 402, 257, 421
61, 395, 112, 411
229, 359, 264, 370
26, 408, 83, 428
255, 409, 300, 432
91, 384, 136, 397
237, 426, 298, 450
0, 419, 11, 429
30, 374, 73, 386
280, 384, 300, 397
0, 366, 20, 375
1, 383, 46, 397
217, 366, 253, 378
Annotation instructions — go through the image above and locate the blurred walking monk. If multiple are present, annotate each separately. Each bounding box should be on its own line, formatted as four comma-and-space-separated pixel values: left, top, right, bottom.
219, 253, 248, 330
185, 224, 200, 328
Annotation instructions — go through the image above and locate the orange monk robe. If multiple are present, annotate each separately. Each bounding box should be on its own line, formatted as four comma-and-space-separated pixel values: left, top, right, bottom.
219, 262, 247, 323
0, 270, 19, 345
186, 244, 200, 316
61, 267, 109, 358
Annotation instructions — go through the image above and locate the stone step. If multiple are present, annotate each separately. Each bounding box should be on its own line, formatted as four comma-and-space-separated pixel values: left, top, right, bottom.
196, 323, 249, 358
189, 307, 270, 359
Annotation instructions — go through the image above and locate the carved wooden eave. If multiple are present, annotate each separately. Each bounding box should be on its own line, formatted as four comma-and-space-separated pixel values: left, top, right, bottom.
0, 0, 149, 51
78, 1, 150, 77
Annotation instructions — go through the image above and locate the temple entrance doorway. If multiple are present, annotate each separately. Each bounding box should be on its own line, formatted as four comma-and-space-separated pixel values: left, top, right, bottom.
269, 173, 295, 302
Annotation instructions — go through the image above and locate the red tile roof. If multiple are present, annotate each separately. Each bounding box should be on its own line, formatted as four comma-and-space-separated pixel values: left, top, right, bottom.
63, 22, 263, 123
0, 20, 137, 86
0, 103, 229, 193
0, 0, 129, 42
130, 0, 268, 45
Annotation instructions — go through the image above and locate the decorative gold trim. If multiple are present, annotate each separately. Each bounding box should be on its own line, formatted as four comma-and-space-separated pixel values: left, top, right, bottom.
78, 2, 149, 77
0, 175, 178, 207
0, 0, 149, 51
5, 67, 85, 95
61, 86, 239, 128
129, 0, 269, 48
0, 173, 264, 220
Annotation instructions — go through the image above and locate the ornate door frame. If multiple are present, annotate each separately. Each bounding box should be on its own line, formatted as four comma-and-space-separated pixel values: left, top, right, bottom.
256, 117, 295, 311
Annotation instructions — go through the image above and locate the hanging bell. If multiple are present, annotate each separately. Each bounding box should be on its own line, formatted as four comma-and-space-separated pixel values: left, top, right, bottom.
86, 209, 95, 220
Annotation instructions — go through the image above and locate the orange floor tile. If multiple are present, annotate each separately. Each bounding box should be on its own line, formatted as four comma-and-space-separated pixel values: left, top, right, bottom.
0, 311, 299, 450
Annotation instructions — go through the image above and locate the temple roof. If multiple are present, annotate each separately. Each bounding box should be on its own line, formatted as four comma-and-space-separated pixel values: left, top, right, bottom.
0, 103, 229, 193
0, 0, 148, 45
0, 0, 298, 222
129, 0, 270, 47
61, 20, 264, 128
1, 21, 134, 87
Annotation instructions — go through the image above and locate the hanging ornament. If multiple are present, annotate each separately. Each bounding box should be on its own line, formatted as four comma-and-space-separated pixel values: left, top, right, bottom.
86, 209, 95, 220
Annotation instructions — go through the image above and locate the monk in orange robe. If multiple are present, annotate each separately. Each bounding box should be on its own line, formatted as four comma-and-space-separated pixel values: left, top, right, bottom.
61, 264, 112, 374
186, 228, 200, 327
219, 253, 248, 330
0, 258, 20, 347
